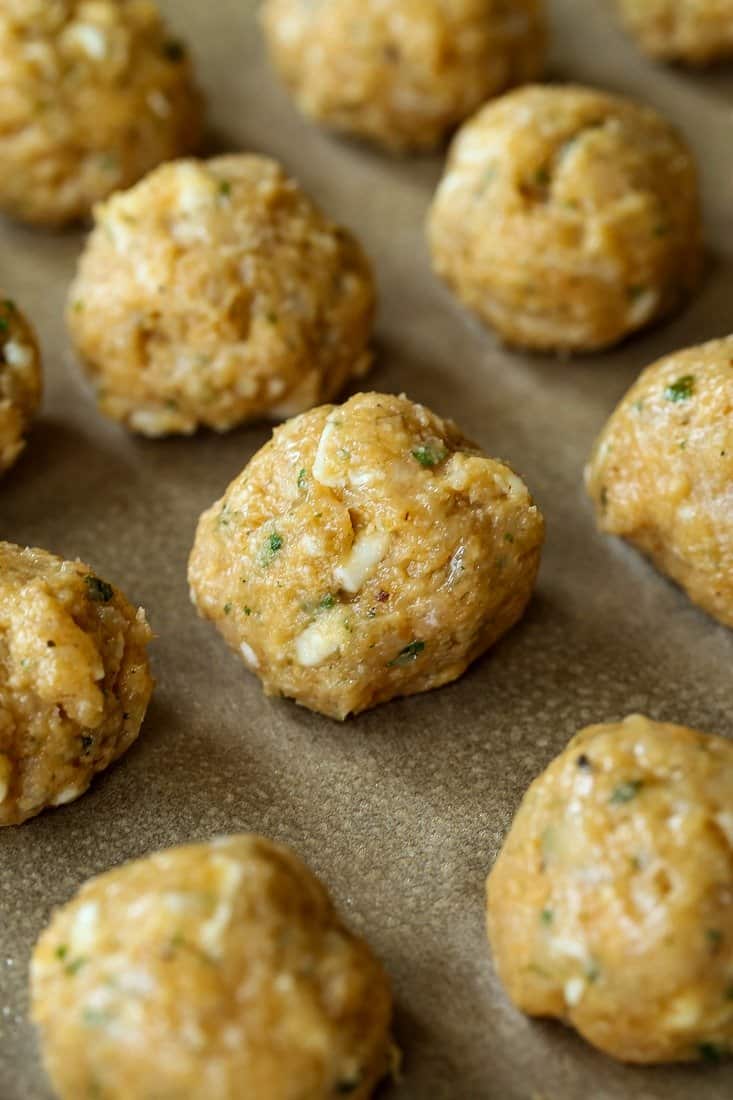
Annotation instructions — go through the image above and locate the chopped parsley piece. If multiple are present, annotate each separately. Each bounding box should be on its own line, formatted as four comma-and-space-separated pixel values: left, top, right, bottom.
84, 575, 113, 603
163, 38, 185, 62
218, 180, 232, 197
54, 945, 69, 961
504, 533, 515, 543
243, 606, 252, 616
698, 1042, 725, 1064
224, 603, 233, 615
665, 375, 695, 403
335, 1079, 361, 1095
626, 284, 646, 301
319, 593, 336, 610
585, 961, 601, 984
82, 1007, 109, 1027
388, 640, 425, 667
297, 468, 308, 490
411, 443, 447, 468
534, 166, 551, 187
540, 908, 554, 926
261, 531, 284, 566
610, 779, 643, 805
65, 956, 88, 976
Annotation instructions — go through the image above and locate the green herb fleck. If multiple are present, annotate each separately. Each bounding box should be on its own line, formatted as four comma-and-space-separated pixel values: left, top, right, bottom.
504, 532, 515, 543
55, 945, 69, 961
665, 375, 695, 403
335, 1077, 362, 1095
411, 443, 447, 468
243, 606, 252, 616
585, 961, 601, 984
261, 531, 284, 566
706, 929, 723, 952
163, 38, 185, 62
388, 640, 425, 668
540, 908, 554, 926
297, 468, 308, 490
319, 593, 336, 611
266, 311, 278, 324
534, 166, 551, 187
84, 575, 113, 603
725, 985, 733, 1001
82, 1007, 110, 1027
610, 779, 643, 805
633, 399, 644, 413
65, 956, 88, 976
224, 602, 232, 615
698, 1042, 725, 1064
599, 486, 609, 510
626, 285, 647, 301
218, 180, 231, 198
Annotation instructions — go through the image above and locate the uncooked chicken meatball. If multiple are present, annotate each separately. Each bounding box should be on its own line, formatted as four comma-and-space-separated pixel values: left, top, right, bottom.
428, 84, 702, 352
189, 391, 544, 720
618, 0, 733, 64
0, 298, 42, 476
31, 834, 394, 1099
586, 337, 733, 628
0, 542, 153, 826
261, 0, 546, 152
487, 714, 733, 1064
67, 155, 375, 436
0, 0, 203, 227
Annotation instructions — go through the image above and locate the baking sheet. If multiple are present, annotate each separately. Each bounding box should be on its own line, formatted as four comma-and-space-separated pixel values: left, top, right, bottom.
2, 1, 733, 1096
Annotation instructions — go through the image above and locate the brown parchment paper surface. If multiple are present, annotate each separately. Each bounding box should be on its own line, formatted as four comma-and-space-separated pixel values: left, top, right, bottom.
1, 1, 733, 1097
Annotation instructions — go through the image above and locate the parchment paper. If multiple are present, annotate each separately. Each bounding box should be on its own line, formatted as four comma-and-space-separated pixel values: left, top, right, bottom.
2, 2, 733, 1096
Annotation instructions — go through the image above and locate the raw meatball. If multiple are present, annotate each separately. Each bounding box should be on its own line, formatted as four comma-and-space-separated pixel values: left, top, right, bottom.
618, 0, 733, 64
586, 337, 733, 628
0, 0, 203, 227
67, 155, 376, 436
0, 298, 42, 476
427, 84, 703, 352
0, 542, 153, 826
31, 834, 394, 1099
487, 714, 733, 1064
188, 391, 544, 720
261, 0, 546, 152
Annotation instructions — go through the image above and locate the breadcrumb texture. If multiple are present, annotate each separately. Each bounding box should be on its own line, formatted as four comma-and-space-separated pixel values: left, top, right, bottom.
586, 336, 733, 628
487, 715, 733, 1064
0, 542, 153, 826
67, 155, 376, 436
31, 834, 393, 1099
618, 0, 733, 63
0, 298, 42, 476
0, 0, 203, 227
428, 84, 702, 352
188, 391, 544, 720
261, 0, 546, 151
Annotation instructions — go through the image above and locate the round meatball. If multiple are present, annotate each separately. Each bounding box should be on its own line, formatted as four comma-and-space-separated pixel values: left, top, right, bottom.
0, 542, 153, 826
427, 84, 703, 352
261, 0, 546, 152
67, 155, 376, 437
31, 834, 394, 1099
0, 0, 203, 227
188, 391, 545, 720
618, 0, 733, 64
487, 714, 733, 1064
0, 297, 42, 476
586, 337, 733, 628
